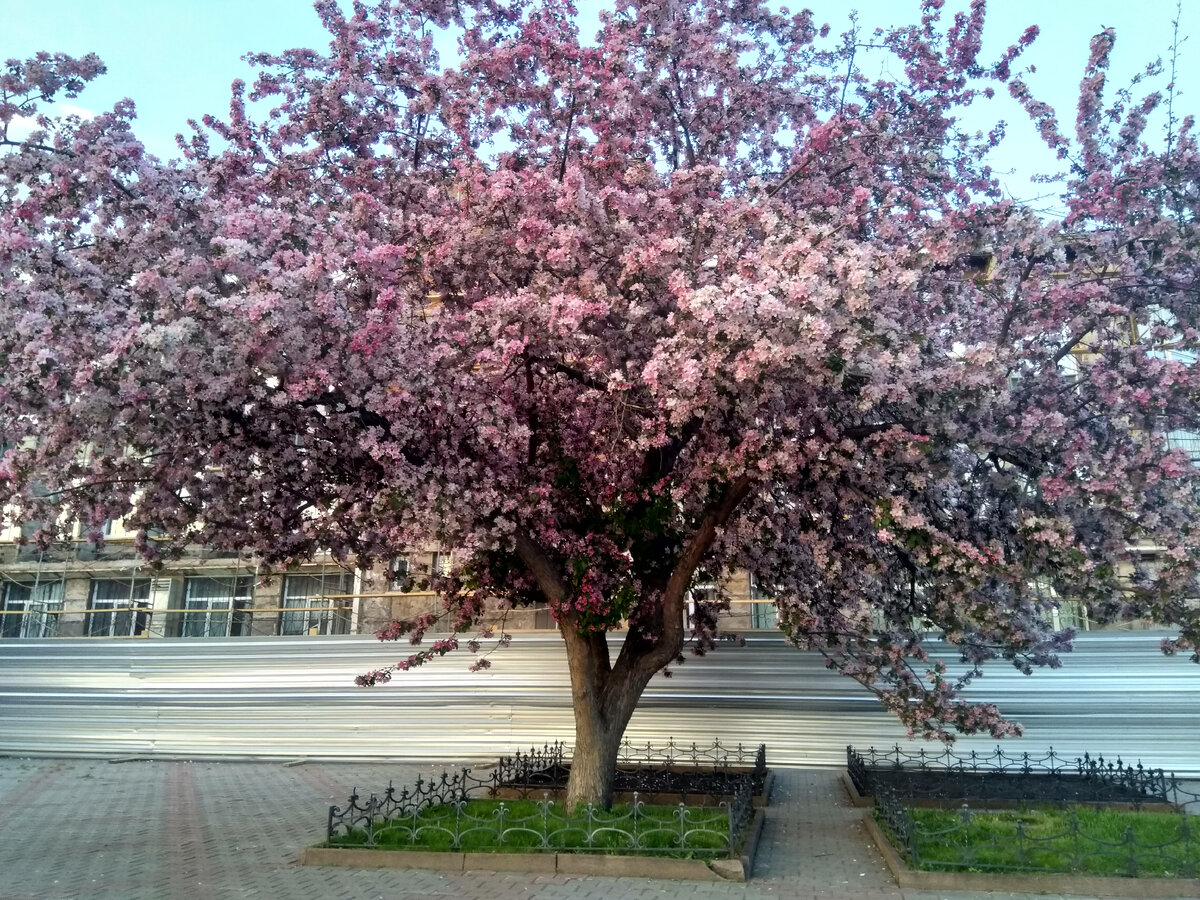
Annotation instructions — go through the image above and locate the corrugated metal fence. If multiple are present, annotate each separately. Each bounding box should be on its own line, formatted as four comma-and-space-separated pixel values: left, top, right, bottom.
1, 632, 1197, 774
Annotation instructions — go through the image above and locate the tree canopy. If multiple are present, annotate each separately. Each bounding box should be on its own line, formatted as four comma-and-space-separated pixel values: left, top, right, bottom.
3, 0, 1199, 805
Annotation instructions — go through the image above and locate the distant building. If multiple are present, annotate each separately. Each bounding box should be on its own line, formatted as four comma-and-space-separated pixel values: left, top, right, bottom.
0, 518, 783, 641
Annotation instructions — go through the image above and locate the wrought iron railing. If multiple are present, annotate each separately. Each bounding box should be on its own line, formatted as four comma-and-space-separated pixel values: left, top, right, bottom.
848, 744, 1198, 809
873, 785, 1200, 878
494, 739, 768, 798
328, 741, 761, 856
609, 738, 767, 772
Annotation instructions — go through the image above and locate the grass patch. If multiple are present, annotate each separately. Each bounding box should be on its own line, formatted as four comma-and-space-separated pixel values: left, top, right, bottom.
329, 798, 732, 860
897, 806, 1200, 878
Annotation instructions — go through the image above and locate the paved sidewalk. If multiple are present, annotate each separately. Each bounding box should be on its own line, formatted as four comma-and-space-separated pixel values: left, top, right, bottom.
0, 756, 1158, 900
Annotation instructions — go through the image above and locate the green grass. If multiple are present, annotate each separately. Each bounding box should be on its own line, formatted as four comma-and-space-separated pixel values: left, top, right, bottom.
329, 798, 732, 860
894, 806, 1200, 878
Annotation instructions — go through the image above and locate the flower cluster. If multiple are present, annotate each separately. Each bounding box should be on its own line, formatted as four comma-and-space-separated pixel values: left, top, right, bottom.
354, 669, 393, 687
548, 534, 636, 633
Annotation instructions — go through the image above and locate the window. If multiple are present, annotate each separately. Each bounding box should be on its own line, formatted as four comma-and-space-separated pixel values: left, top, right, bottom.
1, 579, 63, 638
430, 551, 452, 577
749, 573, 776, 629
686, 572, 718, 629
180, 576, 252, 637
748, 572, 770, 600
16, 520, 48, 561
750, 602, 777, 629
77, 519, 137, 561
388, 556, 411, 591
15, 483, 67, 562
1166, 430, 1200, 466
280, 573, 352, 636
87, 578, 152, 637
689, 570, 718, 603
83, 519, 116, 538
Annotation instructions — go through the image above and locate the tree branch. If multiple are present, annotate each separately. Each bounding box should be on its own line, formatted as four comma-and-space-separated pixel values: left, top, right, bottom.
640, 416, 703, 480
617, 473, 756, 682
538, 358, 608, 393
513, 530, 568, 606
525, 357, 540, 467
557, 93, 576, 182
997, 255, 1037, 348
842, 421, 912, 440
1051, 323, 1095, 365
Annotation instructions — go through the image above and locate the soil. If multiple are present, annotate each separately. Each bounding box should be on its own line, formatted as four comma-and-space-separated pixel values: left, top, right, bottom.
860, 768, 1171, 807
497, 763, 767, 799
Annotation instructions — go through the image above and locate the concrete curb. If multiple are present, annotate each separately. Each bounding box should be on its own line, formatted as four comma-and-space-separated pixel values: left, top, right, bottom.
841, 771, 873, 808
556, 853, 718, 881
862, 811, 1200, 899
737, 807, 767, 879
300, 846, 731, 880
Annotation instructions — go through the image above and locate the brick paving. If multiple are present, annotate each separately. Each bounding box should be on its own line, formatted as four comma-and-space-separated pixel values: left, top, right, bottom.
0, 756, 1161, 900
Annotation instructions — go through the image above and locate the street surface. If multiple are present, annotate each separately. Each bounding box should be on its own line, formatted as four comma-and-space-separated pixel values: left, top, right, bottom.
1, 632, 1196, 774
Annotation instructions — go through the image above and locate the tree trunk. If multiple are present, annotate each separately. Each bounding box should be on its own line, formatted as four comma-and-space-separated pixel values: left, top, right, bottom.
513, 478, 754, 810
564, 701, 624, 811
560, 626, 656, 810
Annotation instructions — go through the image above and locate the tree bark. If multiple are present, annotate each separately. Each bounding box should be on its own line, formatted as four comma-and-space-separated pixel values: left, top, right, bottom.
560, 625, 658, 810
563, 635, 621, 810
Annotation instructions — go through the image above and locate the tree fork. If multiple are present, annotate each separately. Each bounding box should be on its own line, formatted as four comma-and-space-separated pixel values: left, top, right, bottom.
557, 476, 755, 808
560, 624, 666, 810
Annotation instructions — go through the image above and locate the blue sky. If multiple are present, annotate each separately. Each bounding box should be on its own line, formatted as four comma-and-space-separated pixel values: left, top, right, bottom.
3, 0, 1195, 204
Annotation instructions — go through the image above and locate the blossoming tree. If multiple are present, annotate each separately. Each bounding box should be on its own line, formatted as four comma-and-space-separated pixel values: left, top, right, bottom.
3, 0, 1199, 806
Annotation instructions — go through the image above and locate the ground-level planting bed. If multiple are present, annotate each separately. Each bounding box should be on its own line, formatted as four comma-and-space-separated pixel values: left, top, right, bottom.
489, 740, 771, 807
328, 797, 730, 859
854, 744, 1200, 894
895, 806, 1200, 878
491, 762, 773, 807
305, 740, 767, 881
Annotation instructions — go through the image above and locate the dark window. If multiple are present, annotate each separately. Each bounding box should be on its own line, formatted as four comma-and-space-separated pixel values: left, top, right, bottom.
430, 551, 452, 577
0, 580, 63, 638
87, 578, 152, 637
280, 573, 352, 635
180, 576, 253, 637
388, 557, 411, 591
749, 574, 775, 628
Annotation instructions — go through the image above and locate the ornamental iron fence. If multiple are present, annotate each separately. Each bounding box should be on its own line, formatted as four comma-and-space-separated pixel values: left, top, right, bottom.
848, 745, 1200, 810
873, 785, 1200, 878
495, 739, 768, 799
327, 740, 759, 856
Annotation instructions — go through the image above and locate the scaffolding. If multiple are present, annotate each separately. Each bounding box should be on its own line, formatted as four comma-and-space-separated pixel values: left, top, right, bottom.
0, 537, 460, 639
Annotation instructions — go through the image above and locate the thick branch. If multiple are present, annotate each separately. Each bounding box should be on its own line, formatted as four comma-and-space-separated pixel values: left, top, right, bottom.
996, 256, 1037, 347
543, 359, 608, 393
1051, 324, 1095, 365
557, 93, 576, 182
530, 356, 642, 441
640, 416, 703, 480
615, 473, 755, 683
513, 530, 568, 605
525, 357, 540, 466
842, 421, 912, 440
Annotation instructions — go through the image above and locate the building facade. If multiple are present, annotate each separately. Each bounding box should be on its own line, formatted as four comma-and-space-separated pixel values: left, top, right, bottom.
0, 521, 780, 640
